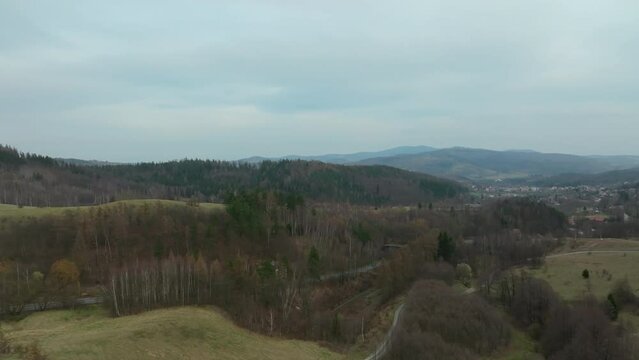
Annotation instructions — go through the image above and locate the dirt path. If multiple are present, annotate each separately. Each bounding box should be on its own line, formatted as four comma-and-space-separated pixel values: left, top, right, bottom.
546, 250, 639, 259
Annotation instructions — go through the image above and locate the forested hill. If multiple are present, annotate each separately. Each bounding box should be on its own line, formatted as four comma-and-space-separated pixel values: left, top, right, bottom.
0, 145, 466, 207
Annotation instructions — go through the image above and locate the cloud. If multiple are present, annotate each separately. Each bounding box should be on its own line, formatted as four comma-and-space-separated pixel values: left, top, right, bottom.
1, 0, 638, 160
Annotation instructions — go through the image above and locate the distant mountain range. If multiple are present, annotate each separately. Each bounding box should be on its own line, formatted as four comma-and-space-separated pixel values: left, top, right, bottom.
241, 146, 639, 184
239, 145, 437, 164
356, 148, 639, 182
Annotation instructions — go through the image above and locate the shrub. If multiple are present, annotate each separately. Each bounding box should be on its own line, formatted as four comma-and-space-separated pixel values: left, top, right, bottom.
498, 272, 559, 329
611, 278, 637, 309
606, 294, 619, 321
389, 280, 510, 359
391, 328, 478, 360
456, 263, 473, 287
541, 302, 631, 360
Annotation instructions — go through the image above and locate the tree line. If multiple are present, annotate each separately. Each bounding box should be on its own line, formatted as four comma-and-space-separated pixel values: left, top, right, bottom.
0, 144, 466, 207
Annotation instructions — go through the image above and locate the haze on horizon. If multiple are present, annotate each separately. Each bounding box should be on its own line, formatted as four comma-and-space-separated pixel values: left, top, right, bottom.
1, 1, 638, 162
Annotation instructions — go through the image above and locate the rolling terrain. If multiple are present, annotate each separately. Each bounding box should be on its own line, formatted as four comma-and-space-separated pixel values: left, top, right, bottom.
1, 306, 342, 360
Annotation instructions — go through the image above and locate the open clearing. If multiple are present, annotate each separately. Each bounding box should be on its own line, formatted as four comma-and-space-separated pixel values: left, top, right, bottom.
0, 306, 341, 360
528, 239, 639, 301
0, 199, 224, 219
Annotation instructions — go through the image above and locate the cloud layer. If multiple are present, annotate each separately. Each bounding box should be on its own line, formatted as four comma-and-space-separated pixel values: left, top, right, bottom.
1, 1, 638, 161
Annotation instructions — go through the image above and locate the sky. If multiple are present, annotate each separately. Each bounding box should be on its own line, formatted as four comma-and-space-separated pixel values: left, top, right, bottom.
1, 1, 638, 162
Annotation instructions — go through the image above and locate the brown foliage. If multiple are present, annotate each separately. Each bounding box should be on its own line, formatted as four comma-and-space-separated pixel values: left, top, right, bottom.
542, 301, 634, 360
389, 280, 510, 359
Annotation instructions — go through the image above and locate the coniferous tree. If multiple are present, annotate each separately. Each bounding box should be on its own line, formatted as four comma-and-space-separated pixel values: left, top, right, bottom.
307, 246, 320, 280
436, 232, 455, 263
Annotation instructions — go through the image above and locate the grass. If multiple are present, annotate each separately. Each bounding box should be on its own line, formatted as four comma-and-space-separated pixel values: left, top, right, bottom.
487, 326, 541, 360
528, 239, 639, 301
1, 306, 341, 360
0, 199, 224, 219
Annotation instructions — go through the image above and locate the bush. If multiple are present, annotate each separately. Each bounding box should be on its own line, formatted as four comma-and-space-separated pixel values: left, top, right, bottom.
498, 272, 559, 329
456, 263, 473, 287
389, 280, 510, 359
541, 302, 631, 360
420, 262, 455, 285
391, 328, 478, 360
611, 278, 637, 309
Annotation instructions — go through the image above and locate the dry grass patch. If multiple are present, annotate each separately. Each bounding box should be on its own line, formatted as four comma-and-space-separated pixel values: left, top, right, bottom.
530, 251, 639, 301
1, 306, 341, 360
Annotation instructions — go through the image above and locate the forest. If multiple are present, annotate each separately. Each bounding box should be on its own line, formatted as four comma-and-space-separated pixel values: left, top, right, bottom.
0, 145, 466, 207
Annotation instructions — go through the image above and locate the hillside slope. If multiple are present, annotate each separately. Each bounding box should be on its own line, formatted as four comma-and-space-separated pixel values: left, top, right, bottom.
2, 306, 342, 360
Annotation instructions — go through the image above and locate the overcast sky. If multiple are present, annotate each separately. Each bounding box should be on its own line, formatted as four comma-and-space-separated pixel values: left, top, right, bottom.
1, 1, 638, 162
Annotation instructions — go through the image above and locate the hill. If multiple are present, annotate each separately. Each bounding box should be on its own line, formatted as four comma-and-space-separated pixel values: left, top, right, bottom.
239, 145, 437, 164
356, 147, 639, 181
1, 306, 342, 360
0, 145, 465, 207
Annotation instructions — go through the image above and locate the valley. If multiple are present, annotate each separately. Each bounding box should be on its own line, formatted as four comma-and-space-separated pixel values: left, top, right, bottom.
1, 145, 638, 360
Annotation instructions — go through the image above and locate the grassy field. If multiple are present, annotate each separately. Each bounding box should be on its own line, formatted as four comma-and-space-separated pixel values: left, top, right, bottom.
0, 306, 341, 360
528, 239, 639, 301
0, 199, 224, 219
